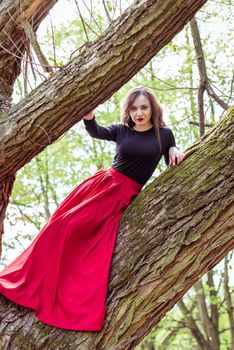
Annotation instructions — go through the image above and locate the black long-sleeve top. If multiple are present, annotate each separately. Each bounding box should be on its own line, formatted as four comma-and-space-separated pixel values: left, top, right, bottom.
83, 117, 178, 186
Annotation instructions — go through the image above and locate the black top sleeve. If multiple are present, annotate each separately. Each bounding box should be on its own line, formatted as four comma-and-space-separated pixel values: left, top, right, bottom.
83, 116, 118, 142
163, 128, 179, 166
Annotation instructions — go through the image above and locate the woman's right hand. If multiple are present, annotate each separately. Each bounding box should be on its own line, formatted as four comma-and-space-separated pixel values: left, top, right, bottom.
83, 111, 94, 120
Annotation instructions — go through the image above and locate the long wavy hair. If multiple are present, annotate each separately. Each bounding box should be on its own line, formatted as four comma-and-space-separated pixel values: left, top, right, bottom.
120, 86, 166, 154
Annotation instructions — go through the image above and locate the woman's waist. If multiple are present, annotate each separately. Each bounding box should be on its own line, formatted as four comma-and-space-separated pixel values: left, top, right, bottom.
107, 167, 143, 193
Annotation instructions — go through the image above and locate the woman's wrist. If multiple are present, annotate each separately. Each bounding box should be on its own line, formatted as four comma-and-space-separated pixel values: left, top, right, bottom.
83, 115, 96, 125
169, 146, 180, 151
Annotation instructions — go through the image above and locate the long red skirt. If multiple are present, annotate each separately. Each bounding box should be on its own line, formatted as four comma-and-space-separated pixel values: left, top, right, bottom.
0, 167, 142, 331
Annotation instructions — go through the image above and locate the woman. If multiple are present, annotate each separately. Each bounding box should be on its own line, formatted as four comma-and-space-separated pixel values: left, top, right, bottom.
0, 86, 185, 331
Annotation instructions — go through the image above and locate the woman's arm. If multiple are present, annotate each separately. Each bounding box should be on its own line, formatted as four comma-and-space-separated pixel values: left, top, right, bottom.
83, 112, 118, 142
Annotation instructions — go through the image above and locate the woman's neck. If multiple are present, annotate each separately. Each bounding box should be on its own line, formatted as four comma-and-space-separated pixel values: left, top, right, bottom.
133, 123, 154, 132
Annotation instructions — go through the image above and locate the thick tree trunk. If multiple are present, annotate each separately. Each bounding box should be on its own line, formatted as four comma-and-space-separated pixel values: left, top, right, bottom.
0, 106, 233, 349
0, 175, 15, 257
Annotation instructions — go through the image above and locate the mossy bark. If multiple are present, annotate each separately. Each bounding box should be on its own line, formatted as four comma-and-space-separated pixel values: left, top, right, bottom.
0, 107, 233, 349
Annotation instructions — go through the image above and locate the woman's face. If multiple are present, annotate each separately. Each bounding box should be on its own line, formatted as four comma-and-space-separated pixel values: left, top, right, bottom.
129, 94, 153, 129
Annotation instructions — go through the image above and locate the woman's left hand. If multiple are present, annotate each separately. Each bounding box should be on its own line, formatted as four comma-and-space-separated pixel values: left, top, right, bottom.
169, 147, 185, 166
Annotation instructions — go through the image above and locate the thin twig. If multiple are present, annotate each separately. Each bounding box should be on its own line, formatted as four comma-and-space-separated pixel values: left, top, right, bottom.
119, 0, 123, 14
23, 50, 28, 96
74, 0, 90, 41
80, 0, 102, 32
102, 0, 113, 24
209, 0, 232, 5
0, 42, 61, 69
208, 78, 233, 99
21, 15, 53, 74
143, 67, 197, 90
49, 16, 57, 66
188, 120, 214, 127
112, 0, 119, 19
27, 47, 38, 82
73, 0, 100, 38
25, 50, 34, 92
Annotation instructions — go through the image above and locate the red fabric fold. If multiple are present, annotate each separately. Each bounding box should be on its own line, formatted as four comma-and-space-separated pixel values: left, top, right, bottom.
0, 167, 142, 331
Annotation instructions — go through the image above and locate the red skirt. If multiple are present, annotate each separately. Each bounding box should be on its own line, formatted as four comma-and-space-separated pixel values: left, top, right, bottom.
0, 167, 142, 331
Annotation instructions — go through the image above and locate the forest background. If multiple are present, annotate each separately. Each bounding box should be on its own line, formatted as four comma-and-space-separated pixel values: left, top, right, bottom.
0, 0, 233, 349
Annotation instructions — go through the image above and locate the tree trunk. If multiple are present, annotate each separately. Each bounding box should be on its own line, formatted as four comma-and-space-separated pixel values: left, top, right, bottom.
207, 271, 220, 349
0, 105, 233, 349
178, 299, 210, 350
223, 255, 234, 350
194, 280, 214, 346
189, 16, 229, 125
0, 0, 58, 109
0, 175, 15, 257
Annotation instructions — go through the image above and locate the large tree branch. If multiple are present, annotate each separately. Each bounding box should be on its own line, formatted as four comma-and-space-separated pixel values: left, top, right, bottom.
0, 0, 208, 181
0, 106, 233, 349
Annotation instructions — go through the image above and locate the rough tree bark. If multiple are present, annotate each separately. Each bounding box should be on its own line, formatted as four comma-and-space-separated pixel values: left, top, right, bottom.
1, 0, 233, 349
0, 106, 233, 348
